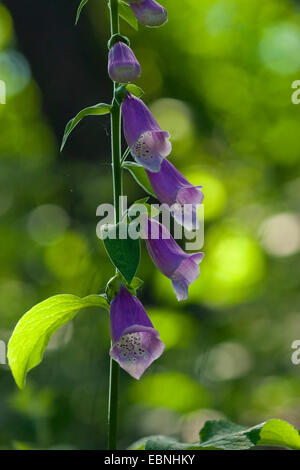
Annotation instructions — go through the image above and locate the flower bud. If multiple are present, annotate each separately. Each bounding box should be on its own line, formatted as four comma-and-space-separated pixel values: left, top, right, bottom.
130, 0, 168, 27
108, 42, 141, 83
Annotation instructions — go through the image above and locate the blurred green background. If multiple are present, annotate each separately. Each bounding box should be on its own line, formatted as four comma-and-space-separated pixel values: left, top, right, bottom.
0, 0, 300, 449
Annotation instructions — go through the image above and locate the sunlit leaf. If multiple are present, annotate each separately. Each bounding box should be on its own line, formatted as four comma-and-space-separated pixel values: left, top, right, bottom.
60, 103, 111, 151
75, 0, 89, 25
123, 161, 156, 198
258, 419, 300, 450
8, 294, 109, 389
101, 222, 141, 284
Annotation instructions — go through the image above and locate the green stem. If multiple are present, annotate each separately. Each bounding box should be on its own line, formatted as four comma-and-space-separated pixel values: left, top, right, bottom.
108, 0, 122, 451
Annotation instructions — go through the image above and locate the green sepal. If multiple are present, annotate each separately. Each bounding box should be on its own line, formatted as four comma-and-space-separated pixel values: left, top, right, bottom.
106, 273, 144, 302
108, 33, 130, 49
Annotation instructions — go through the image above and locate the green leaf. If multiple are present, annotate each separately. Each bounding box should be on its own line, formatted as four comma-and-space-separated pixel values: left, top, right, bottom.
8, 294, 109, 389
118, 1, 139, 31
258, 419, 300, 450
101, 222, 141, 284
131, 419, 300, 451
145, 436, 191, 451
126, 84, 144, 99
75, 0, 89, 25
198, 420, 261, 450
127, 437, 147, 450
123, 161, 156, 198
60, 103, 111, 151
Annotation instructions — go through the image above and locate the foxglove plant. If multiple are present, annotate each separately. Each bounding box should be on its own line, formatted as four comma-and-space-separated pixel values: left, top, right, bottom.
7, 0, 204, 451
6, 0, 299, 454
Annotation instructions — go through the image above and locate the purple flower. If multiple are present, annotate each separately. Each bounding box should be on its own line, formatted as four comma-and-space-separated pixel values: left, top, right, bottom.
146, 159, 204, 231
144, 217, 204, 301
129, 0, 168, 27
110, 286, 165, 379
122, 93, 171, 172
108, 42, 141, 83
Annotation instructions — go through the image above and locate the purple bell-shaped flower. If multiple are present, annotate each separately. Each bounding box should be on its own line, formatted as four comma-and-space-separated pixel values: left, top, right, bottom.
144, 217, 204, 301
122, 93, 171, 172
110, 286, 165, 379
108, 41, 141, 83
146, 159, 204, 231
129, 0, 168, 27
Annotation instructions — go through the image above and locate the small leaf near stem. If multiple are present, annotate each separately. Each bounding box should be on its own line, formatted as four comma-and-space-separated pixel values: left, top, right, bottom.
121, 146, 131, 164
101, 222, 141, 285
60, 103, 111, 151
117, 1, 139, 31
75, 0, 89, 26
126, 83, 144, 98
123, 161, 156, 197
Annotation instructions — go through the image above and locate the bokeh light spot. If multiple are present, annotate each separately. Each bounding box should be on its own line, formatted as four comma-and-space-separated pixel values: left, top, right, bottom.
27, 204, 70, 246
0, 50, 31, 97
148, 308, 196, 350
203, 342, 253, 381
259, 213, 300, 257
259, 22, 300, 75
150, 98, 194, 144
130, 372, 209, 413
44, 231, 90, 279
185, 170, 227, 221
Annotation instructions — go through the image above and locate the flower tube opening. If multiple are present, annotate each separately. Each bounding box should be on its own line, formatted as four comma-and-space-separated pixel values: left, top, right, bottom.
144, 217, 204, 301
122, 94, 171, 172
110, 286, 165, 379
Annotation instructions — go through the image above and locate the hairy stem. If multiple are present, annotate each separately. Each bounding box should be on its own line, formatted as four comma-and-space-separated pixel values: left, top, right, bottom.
108, 0, 121, 451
